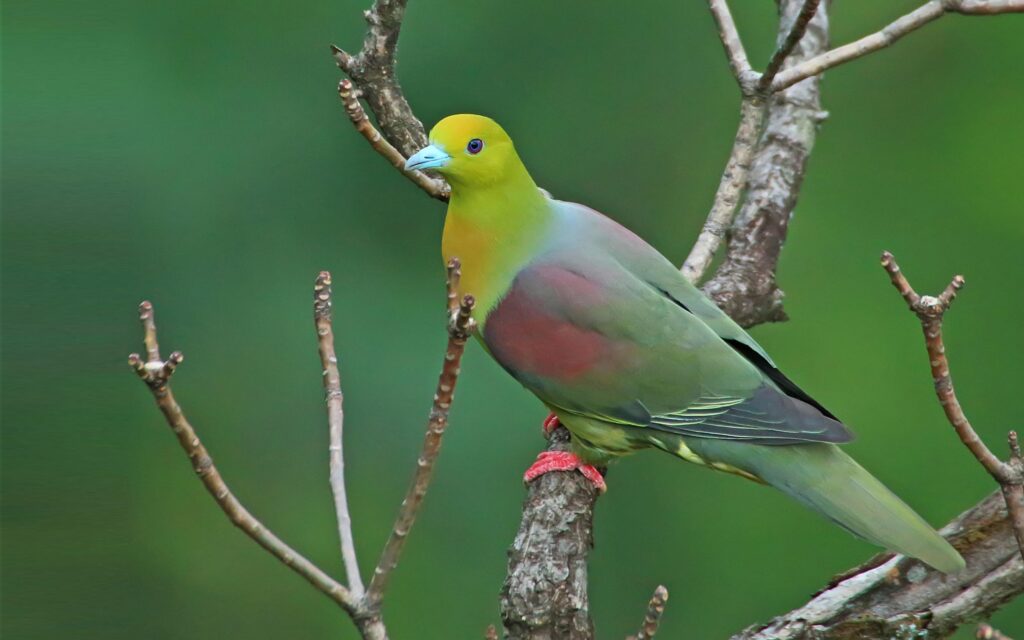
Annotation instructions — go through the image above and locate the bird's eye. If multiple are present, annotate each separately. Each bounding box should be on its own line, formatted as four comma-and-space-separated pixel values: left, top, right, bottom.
466, 138, 484, 154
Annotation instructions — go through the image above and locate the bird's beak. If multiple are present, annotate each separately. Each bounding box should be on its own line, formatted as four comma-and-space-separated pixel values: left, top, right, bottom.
404, 144, 451, 172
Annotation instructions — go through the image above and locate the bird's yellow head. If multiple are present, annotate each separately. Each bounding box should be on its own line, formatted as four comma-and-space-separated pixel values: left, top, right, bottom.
405, 114, 527, 190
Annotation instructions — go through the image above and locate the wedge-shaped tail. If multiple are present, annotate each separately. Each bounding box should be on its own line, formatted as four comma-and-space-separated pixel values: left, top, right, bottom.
658, 435, 965, 573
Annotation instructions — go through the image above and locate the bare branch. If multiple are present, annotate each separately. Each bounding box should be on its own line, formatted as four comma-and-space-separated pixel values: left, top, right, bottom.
331, 0, 427, 159
759, 0, 821, 92
337, 80, 449, 201
500, 425, 600, 639
628, 585, 669, 640
771, 0, 1024, 93
364, 260, 476, 607
681, 97, 765, 283
314, 271, 365, 598
700, 0, 830, 324
732, 491, 1024, 639
978, 623, 1015, 639
705, 0, 756, 90
880, 252, 1024, 562
128, 302, 360, 615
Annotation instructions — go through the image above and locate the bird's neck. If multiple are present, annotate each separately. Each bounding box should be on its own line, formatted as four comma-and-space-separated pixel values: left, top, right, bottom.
442, 167, 551, 319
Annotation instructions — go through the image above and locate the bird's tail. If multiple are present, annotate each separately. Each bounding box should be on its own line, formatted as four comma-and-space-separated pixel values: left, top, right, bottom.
663, 436, 965, 573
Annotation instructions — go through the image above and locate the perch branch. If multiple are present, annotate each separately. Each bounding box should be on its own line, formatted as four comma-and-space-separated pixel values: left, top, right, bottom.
880, 251, 1024, 561
500, 425, 601, 639
337, 79, 448, 201
365, 258, 476, 607
628, 585, 669, 640
771, 0, 1024, 93
128, 302, 360, 616
315, 271, 365, 597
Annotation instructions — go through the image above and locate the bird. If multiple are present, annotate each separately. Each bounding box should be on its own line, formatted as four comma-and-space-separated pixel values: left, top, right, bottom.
403, 114, 965, 573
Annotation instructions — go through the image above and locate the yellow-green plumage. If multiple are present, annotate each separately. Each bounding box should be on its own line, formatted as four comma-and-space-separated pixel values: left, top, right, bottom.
405, 114, 964, 573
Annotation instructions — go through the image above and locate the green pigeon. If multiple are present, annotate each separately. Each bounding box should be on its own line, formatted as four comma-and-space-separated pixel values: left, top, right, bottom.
404, 114, 964, 573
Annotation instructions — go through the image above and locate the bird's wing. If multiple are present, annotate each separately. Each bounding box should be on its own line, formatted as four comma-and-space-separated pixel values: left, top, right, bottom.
555, 200, 844, 422
481, 243, 852, 445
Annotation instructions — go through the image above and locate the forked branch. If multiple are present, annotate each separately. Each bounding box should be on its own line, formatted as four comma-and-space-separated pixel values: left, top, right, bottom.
131, 262, 476, 640
771, 0, 1024, 92
128, 302, 360, 616
365, 259, 475, 606
880, 251, 1024, 561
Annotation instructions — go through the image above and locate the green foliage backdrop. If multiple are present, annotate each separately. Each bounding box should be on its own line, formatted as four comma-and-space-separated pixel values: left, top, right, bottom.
3, 1, 1023, 637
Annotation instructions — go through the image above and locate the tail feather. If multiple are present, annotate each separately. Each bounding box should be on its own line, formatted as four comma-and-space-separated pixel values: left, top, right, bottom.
664, 436, 965, 573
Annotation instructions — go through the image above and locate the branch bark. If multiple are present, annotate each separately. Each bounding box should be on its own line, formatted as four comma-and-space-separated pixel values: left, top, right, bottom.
880, 252, 1024, 561
365, 260, 475, 607
131, 264, 475, 640
700, 0, 829, 326
731, 491, 1023, 639
128, 303, 361, 618
499, 426, 601, 639
315, 271, 366, 598
771, 0, 1024, 93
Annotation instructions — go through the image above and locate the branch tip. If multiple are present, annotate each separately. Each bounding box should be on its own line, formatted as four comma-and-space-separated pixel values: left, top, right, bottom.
631, 584, 669, 640
881, 253, 1024, 563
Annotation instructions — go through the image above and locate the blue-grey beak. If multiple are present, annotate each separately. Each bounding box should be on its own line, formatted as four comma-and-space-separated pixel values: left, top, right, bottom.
404, 144, 451, 172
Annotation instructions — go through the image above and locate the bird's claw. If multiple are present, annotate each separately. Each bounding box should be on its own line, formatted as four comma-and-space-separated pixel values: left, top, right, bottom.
523, 450, 606, 493
542, 412, 561, 437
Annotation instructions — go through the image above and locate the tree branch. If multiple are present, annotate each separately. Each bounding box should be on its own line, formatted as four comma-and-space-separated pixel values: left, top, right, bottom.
705, 0, 756, 91
337, 79, 448, 201
128, 302, 361, 616
700, 0, 829, 325
331, 0, 424, 158
681, 97, 766, 283
314, 271, 366, 598
500, 425, 600, 639
683, 0, 824, 287
365, 259, 475, 607
771, 0, 1024, 93
978, 622, 1015, 639
332, 0, 452, 200
880, 252, 1024, 561
627, 585, 669, 640
759, 0, 822, 92
731, 491, 1023, 639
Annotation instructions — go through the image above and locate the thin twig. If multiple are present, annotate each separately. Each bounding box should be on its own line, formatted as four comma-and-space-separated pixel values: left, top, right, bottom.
364, 258, 476, 606
628, 585, 669, 640
337, 79, 448, 201
705, 0, 756, 91
128, 302, 359, 615
314, 271, 365, 597
331, 0, 441, 162
978, 623, 1015, 640
681, 97, 765, 284
758, 0, 821, 92
880, 251, 1024, 562
771, 0, 1024, 93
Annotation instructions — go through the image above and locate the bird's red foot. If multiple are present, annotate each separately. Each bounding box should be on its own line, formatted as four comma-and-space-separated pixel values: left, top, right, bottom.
523, 451, 607, 493
542, 412, 561, 436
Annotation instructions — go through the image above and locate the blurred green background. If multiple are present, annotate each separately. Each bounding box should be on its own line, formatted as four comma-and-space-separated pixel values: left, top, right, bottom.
4, 1, 1023, 637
